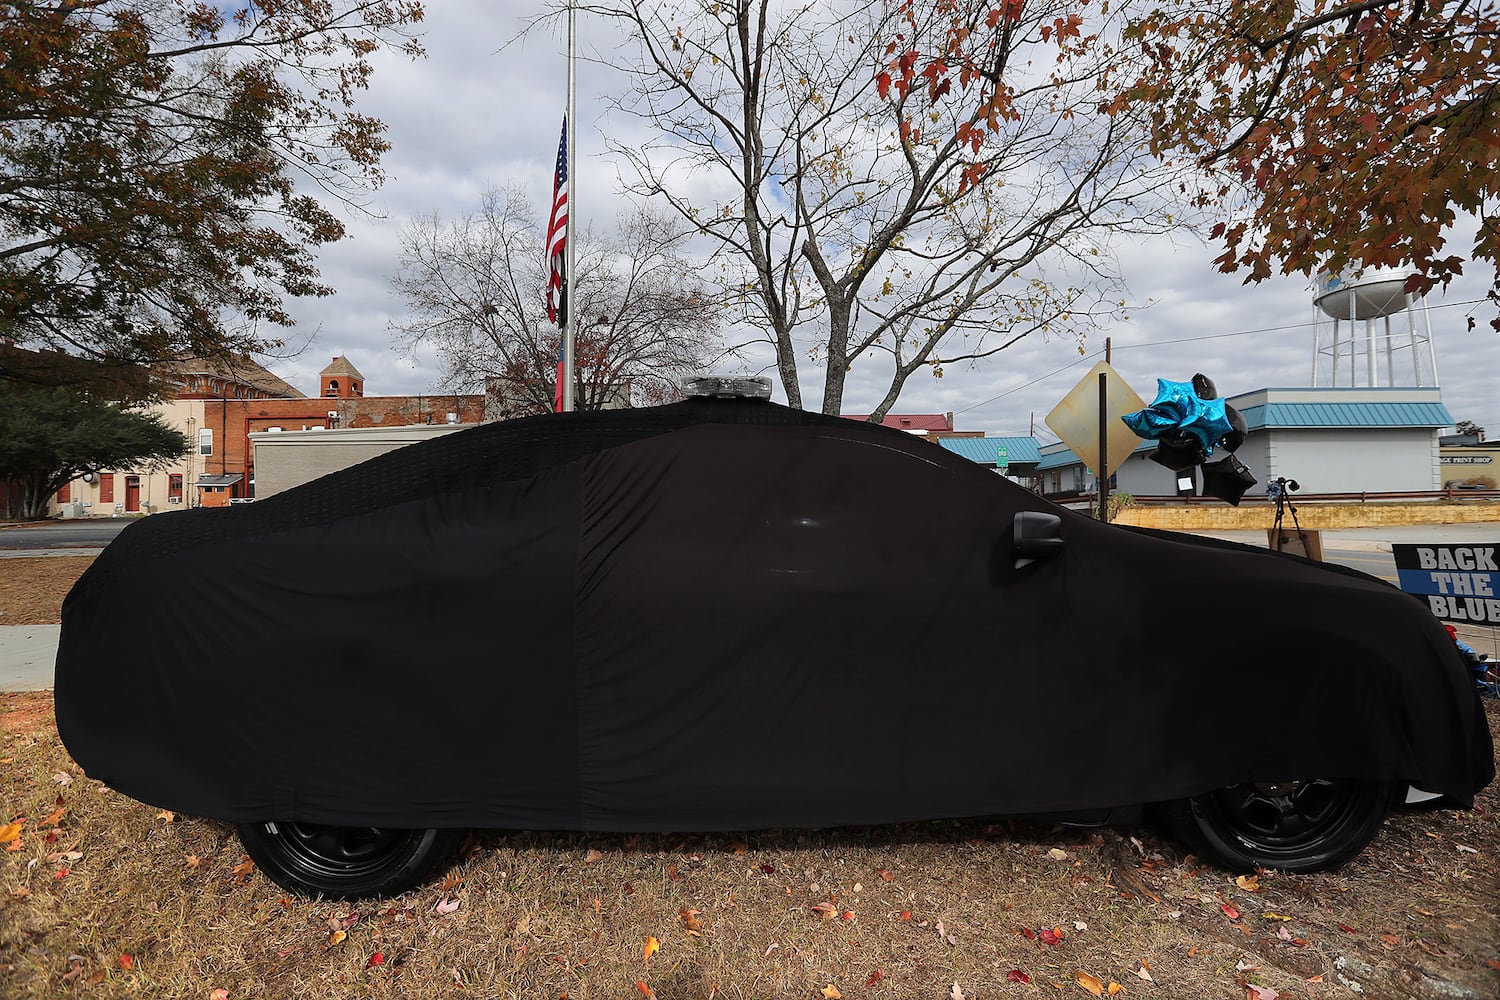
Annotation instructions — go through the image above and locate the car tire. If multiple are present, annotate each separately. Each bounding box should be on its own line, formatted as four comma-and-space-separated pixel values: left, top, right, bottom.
1159, 779, 1402, 873
235, 822, 463, 899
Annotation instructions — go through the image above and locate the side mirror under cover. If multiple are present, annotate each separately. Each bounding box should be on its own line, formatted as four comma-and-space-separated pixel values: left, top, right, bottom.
1014, 511, 1064, 569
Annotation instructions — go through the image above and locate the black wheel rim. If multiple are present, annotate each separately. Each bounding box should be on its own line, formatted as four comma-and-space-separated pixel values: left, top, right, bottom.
1201, 779, 1365, 858
259, 823, 413, 881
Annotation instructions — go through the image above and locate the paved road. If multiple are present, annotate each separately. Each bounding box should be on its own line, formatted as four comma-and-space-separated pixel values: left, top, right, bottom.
0, 517, 130, 556
2, 522, 1497, 691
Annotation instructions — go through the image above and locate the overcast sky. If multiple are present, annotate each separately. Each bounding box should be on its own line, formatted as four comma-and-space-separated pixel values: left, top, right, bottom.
265, 3, 1499, 444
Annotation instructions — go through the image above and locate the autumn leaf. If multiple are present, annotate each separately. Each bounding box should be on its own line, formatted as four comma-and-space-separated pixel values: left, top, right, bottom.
53, 868, 69, 880
40, 806, 65, 827
157, 809, 176, 822
434, 897, 460, 915
328, 930, 347, 946
185, 855, 202, 868
0, 821, 23, 844
841, 910, 856, 922
950, 983, 965, 1000
811, 901, 838, 920
230, 857, 256, 881
1107, 984, 1124, 995
1008, 969, 1032, 983
1246, 986, 1279, 1000
876, 868, 894, 882
1135, 965, 1154, 982
1039, 927, 1064, 946
584, 848, 605, 864
211, 990, 229, 1000
865, 969, 886, 987
678, 908, 705, 934
1338, 923, 1356, 933
118, 954, 133, 971
643, 936, 660, 961
1220, 903, 1241, 920
821, 986, 842, 999
1235, 874, 1260, 892
634, 982, 655, 999
1076, 970, 1105, 996
1018, 926, 1036, 940
366, 952, 385, 968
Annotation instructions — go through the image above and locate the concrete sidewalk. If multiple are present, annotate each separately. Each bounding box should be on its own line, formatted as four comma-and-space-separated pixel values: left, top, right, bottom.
0, 625, 60, 692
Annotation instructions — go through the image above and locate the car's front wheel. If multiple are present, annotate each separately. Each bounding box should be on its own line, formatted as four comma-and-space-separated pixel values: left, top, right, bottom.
235, 822, 462, 899
1160, 779, 1402, 873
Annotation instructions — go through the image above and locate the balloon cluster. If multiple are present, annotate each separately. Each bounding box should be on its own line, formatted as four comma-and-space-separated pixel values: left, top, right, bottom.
1121, 374, 1258, 504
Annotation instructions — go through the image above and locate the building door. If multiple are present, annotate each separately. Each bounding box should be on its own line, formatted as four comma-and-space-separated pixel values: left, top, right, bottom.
124, 476, 141, 512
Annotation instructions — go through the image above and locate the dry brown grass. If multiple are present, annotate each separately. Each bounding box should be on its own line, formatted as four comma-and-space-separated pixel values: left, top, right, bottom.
1, 691, 1497, 1000
0, 557, 94, 626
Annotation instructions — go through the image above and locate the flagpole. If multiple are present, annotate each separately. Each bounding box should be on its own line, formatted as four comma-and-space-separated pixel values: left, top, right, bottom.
561, 1, 578, 412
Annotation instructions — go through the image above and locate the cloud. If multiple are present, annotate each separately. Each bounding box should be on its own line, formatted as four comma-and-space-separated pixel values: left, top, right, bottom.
264, 2, 1499, 440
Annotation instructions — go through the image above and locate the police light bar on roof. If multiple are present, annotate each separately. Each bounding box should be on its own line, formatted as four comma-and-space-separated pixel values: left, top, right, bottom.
682, 375, 772, 400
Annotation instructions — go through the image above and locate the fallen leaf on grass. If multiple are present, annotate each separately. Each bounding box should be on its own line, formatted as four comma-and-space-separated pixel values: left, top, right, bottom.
1260, 912, 1293, 921
1246, 986, 1279, 1000
634, 982, 655, 999
53, 772, 72, 785
865, 969, 886, 987
949, 983, 964, 1000
53, 868, 69, 880
185, 855, 202, 869
0, 820, 22, 844
1047, 848, 1070, 861
210, 990, 229, 1000
643, 936, 660, 961
1076, 971, 1105, 996
328, 930, 347, 946
1007, 969, 1031, 983
434, 897, 460, 915
229, 857, 255, 882
40, 806, 65, 827
679, 908, 705, 934
1135, 965, 1153, 982
1338, 923, 1356, 933
1379, 933, 1400, 948
157, 809, 175, 822
811, 901, 838, 921
118, 954, 133, 971
366, 952, 385, 968
584, 848, 605, 863
821, 986, 842, 999
1235, 874, 1260, 892
1220, 903, 1241, 920
1039, 927, 1064, 946
4, 837, 22, 853
1107, 984, 1124, 995
876, 867, 894, 882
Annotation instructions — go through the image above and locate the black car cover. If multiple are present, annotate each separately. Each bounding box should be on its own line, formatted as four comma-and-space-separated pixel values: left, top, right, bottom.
55, 399, 1493, 830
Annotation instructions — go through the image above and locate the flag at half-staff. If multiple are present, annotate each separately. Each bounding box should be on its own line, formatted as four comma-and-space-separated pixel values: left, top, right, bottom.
544, 116, 569, 410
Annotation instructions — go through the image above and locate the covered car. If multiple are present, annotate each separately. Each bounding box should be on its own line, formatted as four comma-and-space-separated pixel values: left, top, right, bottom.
55, 394, 1494, 898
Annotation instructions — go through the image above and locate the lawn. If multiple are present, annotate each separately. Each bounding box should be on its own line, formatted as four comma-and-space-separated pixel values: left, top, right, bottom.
1, 557, 1496, 999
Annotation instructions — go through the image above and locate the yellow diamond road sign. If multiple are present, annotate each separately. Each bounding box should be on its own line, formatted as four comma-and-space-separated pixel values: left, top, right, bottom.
1044, 361, 1146, 475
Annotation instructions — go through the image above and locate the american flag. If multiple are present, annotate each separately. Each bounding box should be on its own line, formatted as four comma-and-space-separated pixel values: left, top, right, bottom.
545, 117, 568, 327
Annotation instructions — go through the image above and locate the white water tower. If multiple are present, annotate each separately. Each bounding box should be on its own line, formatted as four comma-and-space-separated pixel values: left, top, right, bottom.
1311, 267, 1438, 387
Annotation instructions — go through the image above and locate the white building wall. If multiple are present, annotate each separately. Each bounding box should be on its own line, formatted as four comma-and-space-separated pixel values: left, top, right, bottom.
251, 424, 469, 498
1259, 428, 1441, 493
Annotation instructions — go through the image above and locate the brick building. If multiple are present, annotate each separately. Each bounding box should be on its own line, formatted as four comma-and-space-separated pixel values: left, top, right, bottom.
47, 355, 482, 514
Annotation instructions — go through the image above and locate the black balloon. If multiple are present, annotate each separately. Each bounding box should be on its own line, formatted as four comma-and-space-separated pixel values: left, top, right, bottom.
1221, 404, 1249, 453
1148, 433, 1207, 472
1191, 372, 1218, 400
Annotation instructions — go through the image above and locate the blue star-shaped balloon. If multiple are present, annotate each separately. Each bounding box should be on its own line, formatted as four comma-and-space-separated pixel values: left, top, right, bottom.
1121, 378, 1234, 456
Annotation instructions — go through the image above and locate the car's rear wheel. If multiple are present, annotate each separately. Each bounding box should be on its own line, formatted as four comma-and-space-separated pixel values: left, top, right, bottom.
235, 821, 462, 899
1160, 778, 1401, 873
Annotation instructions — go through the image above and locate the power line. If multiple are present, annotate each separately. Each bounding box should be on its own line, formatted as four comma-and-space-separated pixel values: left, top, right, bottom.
954, 296, 1490, 417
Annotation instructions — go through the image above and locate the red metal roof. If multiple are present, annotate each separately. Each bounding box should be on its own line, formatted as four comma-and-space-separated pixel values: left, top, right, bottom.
841, 413, 954, 432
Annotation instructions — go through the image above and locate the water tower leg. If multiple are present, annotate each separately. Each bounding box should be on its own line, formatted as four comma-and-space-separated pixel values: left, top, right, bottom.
1365, 318, 1376, 387
1423, 296, 1440, 387
1405, 296, 1424, 387
1383, 314, 1394, 387
1311, 304, 1322, 386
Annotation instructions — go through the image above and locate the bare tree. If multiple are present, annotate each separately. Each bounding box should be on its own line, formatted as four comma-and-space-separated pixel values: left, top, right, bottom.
566, 0, 1187, 416
389, 185, 723, 415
